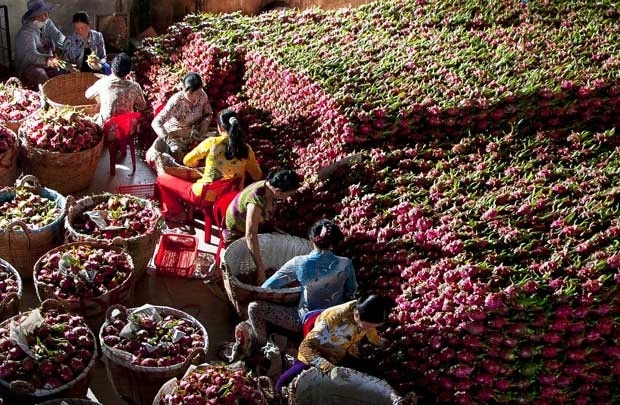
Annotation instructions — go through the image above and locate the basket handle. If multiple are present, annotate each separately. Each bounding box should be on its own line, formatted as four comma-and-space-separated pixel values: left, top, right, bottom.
0, 292, 19, 312
5, 77, 23, 89
7, 220, 31, 250
15, 174, 41, 192
105, 303, 128, 324
182, 346, 205, 369
9, 380, 35, 396
40, 298, 68, 314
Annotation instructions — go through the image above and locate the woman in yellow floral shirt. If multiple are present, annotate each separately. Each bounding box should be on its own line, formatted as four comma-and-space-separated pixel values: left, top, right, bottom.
275, 295, 394, 391
156, 108, 262, 224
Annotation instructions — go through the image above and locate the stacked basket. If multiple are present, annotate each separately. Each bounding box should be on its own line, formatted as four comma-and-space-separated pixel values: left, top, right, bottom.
0, 257, 22, 323
39, 72, 100, 116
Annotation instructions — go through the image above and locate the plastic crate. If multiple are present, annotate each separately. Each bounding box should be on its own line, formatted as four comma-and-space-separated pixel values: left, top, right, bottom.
154, 233, 198, 277
117, 183, 156, 199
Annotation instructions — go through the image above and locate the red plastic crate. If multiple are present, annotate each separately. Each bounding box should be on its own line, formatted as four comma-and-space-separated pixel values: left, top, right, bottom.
117, 183, 156, 200
154, 233, 198, 277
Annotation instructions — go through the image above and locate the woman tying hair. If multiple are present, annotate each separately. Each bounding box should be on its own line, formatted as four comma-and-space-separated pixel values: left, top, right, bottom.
229, 219, 357, 361
156, 108, 262, 225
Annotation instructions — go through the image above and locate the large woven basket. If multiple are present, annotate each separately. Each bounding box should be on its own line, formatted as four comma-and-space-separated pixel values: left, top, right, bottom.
99, 305, 208, 405
40, 72, 100, 116
152, 363, 272, 405
0, 257, 22, 323
222, 233, 313, 318
18, 125, 103, 195
289, 367, 406, 405
1, 77, 43, 134
33, 241, 135, 331
0, 175, 66, 279
0, 299, 97, 405
64, 193, 163, 280
0, 136, 17, 187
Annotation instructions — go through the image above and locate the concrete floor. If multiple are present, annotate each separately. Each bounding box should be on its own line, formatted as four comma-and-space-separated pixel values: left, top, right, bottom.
17, 146, 240, 404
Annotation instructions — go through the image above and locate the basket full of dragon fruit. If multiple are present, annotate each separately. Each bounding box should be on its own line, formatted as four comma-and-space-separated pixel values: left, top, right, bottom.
0, 299, 97, 404
0, 175, 65, 279
0, 77, 43, 134
18, 108, 102, 195
33, 241, 135, 330
99, 304, 208, 405
65, 193, 163, 280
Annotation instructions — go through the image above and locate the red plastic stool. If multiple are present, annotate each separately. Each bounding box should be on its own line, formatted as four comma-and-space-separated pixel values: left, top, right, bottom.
103, 112, 143, 176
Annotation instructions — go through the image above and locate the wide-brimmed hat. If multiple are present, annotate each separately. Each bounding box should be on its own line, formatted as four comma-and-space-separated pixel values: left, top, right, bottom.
22, 0, 53, 23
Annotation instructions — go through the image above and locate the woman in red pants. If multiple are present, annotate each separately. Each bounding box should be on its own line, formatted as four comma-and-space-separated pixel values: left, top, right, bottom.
156, 108, 262, 225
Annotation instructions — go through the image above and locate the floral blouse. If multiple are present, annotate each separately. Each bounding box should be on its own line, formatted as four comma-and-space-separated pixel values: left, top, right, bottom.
183, 134, 262, 200
85, 76, 147, 123
297, 300, 384, 373
152, 90, 213, 138
62, 30, 107, 67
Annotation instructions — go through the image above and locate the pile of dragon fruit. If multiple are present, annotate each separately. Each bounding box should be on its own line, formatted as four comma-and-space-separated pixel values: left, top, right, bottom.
35, 245, 132, 301
101, 305, 206, 368
20, 109, 101, 153
0, 261, 20, 302
158, 364, 267, 405
0, 306, 95, 391
0, 79, 42, 123
0, 187, 61, 230
71, 195, 160, 239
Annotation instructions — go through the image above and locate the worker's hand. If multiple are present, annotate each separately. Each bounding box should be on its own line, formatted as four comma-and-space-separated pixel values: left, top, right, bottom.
46, 57, 60, 68
318, 360, 336, 374
256, 265, 266, 285
87, 52, 102, 71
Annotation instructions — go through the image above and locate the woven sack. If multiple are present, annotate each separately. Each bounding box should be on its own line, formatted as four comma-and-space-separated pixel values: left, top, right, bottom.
1, 77, 43, 134
289, 367, 405, 405
64, 193, 163, 280
0, 175, 66, 279
0, 140, 17, 187
152, 363, 272, 405
33, 241, 135, 331
99, 304, 208, 405
222, 233, 313, 318
0, 257, 22, 323
40, 72, 100, 116
0, 299, 97, 405
18, 125, 103, 196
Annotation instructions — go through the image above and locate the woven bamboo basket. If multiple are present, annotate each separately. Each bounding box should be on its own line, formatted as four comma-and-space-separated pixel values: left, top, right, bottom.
1, 77, 44, 134
0, 257, 22, 323
0, 175, 66, 279
0, 137, 17, 187
99, 304, 208, 405
289, 367, 406, 405
40, 72, 99, 116
18, 126, 103, 195
0, 299, 97, 405
222, 233, 313, 318
33, 241, 135, 331
64, 193, 164, 280
152, 363, 272, 405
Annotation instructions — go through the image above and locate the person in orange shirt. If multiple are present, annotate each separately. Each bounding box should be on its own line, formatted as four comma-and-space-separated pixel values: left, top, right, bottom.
156, 108, 262, 225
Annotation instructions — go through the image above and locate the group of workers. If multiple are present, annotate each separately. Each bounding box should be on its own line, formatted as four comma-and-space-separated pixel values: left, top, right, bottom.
14, 0, 395, 393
